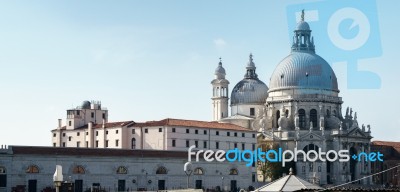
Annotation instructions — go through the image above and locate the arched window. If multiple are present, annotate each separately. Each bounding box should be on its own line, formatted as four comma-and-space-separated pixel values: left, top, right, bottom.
156, 166, 167, 174
326, 109, 330, 117
116, 166, 127, 174
333, 110, 337, 117
131, 138, 136, 149
193, 167, 204, 175
229, 168, 238, 175
310, 109, 318, 128
303, 144, 319, 153
298, 109, 306, 129
0, 166, 5, 174
285, 110, 289, 118
26, 165, 39, 173
275, 110, 280, 128
73, 165, 85, 174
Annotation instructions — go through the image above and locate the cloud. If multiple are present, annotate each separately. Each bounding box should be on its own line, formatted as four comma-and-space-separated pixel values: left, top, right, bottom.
214, 38, 227, 50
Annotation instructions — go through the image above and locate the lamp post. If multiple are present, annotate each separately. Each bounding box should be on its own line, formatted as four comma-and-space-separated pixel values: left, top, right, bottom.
53, 165, 63, 192
184, 162, 193, 189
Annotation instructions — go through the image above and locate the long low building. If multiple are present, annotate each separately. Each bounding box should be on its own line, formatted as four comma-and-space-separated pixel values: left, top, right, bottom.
0, 146, 257, 192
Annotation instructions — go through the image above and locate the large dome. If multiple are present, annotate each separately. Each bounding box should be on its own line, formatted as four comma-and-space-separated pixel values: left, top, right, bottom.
231, 79, 268, 105
269, 52, 338, 92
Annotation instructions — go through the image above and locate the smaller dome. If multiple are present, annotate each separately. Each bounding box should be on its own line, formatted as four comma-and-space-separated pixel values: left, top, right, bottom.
82, 100, 91, 109
215, 62, 226, 75
231, 79, 268, 105
296, 21, 310, 31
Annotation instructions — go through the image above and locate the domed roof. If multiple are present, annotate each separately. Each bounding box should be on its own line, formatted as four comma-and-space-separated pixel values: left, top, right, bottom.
82, 100, 91, 109
269, 52, 338, 92
296, 21, 310, 31
214, 58, 226, 80
231, 54, 268, 105
231, 79, 268, 105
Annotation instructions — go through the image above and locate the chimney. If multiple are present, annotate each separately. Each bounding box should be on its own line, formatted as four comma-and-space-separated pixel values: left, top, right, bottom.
58, 119, 62, 129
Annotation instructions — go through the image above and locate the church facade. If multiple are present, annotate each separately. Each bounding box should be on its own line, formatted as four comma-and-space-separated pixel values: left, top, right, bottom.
212, 13, 373, 185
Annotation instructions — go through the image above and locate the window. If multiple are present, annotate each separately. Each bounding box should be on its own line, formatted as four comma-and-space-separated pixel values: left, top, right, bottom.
156, 166, 167, 174
234, 132, 237, 137
145, 129, 148, 133
203, 141, 207, 148
229, 168, 238, 175
186, 140, 190, 147
73, 165, 85, 174
26, 165, 39, 173
96, 131, 98, 136
186, 129, 189, 133
62, 133, 66, 137
77, 132, 80, 136
116, 130, 119, 134
195, 130, 198, 134
53, 133, 56, 137
68, 136, 72, 141
241, 143, 245, 150
62, 142, 65, 147
159, 128, 162, 132
86, 141, 88, 147
216, 131, 219, 136
95, 140, 99, 148
276, 110, 280, 128
77, 142, 80, 147
116, 140, 119, 147
204, 130, 207, 135
193, 167, 204, 175
116, 166, 127, 174
77, 110, 80, 116
106, 140, 109, 148
310, 109, 318, 128
252, 144, 255, 151
69, 121, 71, 126
102, 113, 105, 119
0, 166, 6, 174
132, 129, 135, 134
234, 143, 237, 148
252, 133, 255, 138
172, 128, 176, 132
53, 143, 56, 147
250, 108, 255, 116
285, 109, 289, 118
216, 142, 219, 149
131, 138, 136, 149
91, 112, 94, 118
298, 109, 306, 129
227, 132, 230, 136
242, 133, 245, 137
195, 141, 198, 148
172, 139, 176, 147
86, 132, 88, 135
252, 173, 256, 182
106, 131, 108, 135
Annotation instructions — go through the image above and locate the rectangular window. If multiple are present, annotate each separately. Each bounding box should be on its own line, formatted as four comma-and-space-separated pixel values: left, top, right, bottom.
216, 141, 219, 149
77, 110, 80, 115
195, 141, 198, 148
186, 140, 190, 147
252, 133, 255, 138
106, 131, 108, 135
145, 128, 148, 133
195, 130, 198, 134
242, 143, 245, 150
96, 131, 98, 136
250, 108, 255, 116
172, 139, 176, 147
96, 140, 99, 148
186, 129, 189, 133
203, 141, 207, 148
53, 133, 56, 137
86, 141, 88, 148
116, 130, 119, 134
116, 140, 119, 147
234, 132, 237, 137
242, 133, 245, 137
68, 136, 72, 141
204, 130, 207, 135
234, 143, 237, 148
105, 140, 109, 147
172, 128, 176, 132
53, 143, 56, 147
69, 121, 71, 126
216, 131, 219, 136
91, 112, 94, 118
252, 174, 256, 182
86, 132, 88, 135
132, 129, 135, 134
62, 142, 65, 147
227, 132, 230, 136
62, 133, 65, 137
159, 128, 162, 132
77, 132, 80, 136
77, 142, 80, 147
102, 113, 105, 119
252, 144, 255, 151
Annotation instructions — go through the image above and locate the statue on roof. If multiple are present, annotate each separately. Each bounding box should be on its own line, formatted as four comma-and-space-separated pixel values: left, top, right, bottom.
301, 9, 305, 21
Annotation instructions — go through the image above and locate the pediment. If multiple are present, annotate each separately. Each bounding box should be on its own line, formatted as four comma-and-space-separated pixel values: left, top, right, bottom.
299, 131, 324, 141
346, 128, 367, 138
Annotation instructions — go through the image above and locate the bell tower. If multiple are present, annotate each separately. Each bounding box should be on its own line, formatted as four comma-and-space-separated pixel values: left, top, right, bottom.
211, 58, 229, 121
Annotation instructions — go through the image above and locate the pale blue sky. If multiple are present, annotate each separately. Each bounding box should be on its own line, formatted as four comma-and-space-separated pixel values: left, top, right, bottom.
0, 0, 399, 146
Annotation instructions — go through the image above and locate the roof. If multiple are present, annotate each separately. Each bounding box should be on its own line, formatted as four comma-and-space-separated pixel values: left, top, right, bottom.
254, 171, 323, 192
372, 140, 400, 154
75, 121, 134, 129
130, 118, 253, 132
10, 146, 188, 158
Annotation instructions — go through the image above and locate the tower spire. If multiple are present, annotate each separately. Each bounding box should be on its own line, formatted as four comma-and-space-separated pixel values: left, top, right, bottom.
301, 9, 305, 21
244, 53, 258, 79
291, 9, 315, 53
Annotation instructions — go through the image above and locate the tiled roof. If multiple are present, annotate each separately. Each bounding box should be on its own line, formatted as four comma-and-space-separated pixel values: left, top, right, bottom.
372, 140, 400, 148
130, 118, 253, 132
11, 146, 188, 158
75, 121, 134, 129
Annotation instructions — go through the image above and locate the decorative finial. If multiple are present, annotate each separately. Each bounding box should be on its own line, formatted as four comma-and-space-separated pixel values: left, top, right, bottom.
218, 57, 222, 65
301, 9, 305, 21
289, 167, 293, 175
249, 53, 253, 61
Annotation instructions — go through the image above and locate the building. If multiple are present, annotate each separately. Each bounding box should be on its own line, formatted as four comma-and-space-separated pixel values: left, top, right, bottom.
371, 141, 400, 187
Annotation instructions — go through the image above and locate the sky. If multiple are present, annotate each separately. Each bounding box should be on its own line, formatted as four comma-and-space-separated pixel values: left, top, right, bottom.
0, 0, 399, 146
